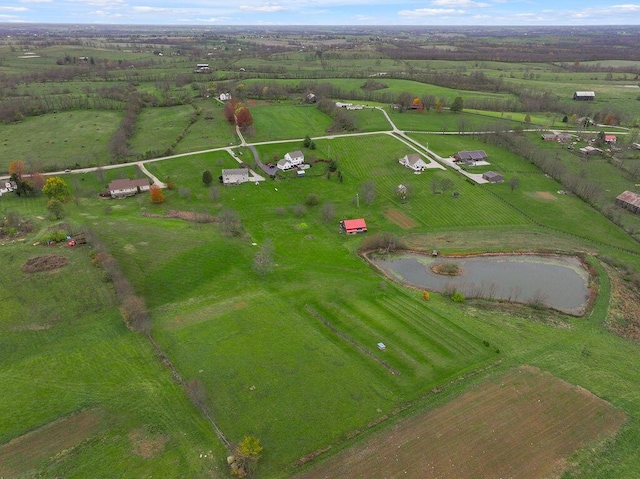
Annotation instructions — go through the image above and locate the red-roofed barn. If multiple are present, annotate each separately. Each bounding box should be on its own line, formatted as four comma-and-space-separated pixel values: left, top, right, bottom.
341, 218, 367, 235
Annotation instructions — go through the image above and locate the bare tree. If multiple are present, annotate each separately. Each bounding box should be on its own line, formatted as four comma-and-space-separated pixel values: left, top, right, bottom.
360, 181, 376, 205
440, 178, 453, 193
321, 201, 335, 222
218, 208, 243, 237
253, 240, 274, 276
509, 176, 520, 193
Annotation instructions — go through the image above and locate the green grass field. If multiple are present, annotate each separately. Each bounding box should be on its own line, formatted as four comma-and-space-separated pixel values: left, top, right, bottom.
0, 110, 123, 172
0, 243, 224, 478
3, 34, 640, 479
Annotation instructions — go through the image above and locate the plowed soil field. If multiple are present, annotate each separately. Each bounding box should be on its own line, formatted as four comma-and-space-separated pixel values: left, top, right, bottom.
295, 366, 626, 479
384, 209, 416, 229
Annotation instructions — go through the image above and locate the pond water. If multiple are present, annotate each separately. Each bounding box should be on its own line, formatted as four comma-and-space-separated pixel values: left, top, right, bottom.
370, 253, 591, 315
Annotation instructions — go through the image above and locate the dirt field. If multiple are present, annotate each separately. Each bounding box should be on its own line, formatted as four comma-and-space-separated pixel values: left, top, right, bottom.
294, 366, 626, 479
22, 254, 68, 273
536, 191, 557, 200
384, 209, 417, 229
0, 409, 106, 477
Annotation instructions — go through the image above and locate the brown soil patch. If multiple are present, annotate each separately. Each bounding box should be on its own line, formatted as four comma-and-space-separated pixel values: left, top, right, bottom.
294, 366, 626, 479
0, 409, 105, 477
383, 209, 416, 229
536, 191, 557, 200
129, 427, 169, 458
22, 255, 68, 273
142, 210, 217, 223
606, 265, 640, 341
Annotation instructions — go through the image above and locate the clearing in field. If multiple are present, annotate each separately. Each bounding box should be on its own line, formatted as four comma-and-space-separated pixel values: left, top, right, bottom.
536, 191, 557, 200
295, 366, 626, 479
383, 209, 417, 229
0, 409, 106, 477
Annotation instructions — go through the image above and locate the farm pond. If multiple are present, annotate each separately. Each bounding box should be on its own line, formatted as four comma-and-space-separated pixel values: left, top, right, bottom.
369, 253, 591, 315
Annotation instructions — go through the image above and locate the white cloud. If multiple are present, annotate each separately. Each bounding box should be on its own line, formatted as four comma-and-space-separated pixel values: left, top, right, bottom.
353, 14, 380, 22
133, 6, 170, 13
398, 8, 465, 16
90, 10, 125, 17
66, 0, 124, 6
569, 4, 640, 20
18, 0, 52, 3
431, 0, 489, 7
194, 16, 232, 22
0, 6, 28, 10
239, 3, 286, 12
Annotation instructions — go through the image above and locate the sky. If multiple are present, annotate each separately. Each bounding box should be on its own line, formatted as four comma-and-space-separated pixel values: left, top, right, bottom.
1, 0, 640, 26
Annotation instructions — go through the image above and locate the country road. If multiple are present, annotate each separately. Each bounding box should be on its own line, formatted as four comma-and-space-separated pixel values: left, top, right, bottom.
0, 104, 628, 187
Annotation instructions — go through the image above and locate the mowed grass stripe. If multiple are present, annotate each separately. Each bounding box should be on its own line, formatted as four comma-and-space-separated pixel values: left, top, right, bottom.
375, 295, 487, 357
338, 299, 457, 366
328, 135, 528, 228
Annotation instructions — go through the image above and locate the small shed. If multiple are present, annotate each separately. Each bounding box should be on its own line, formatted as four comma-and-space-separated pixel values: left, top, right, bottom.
341, 218, 367, 235
482, 171, 503, 183
573, 91, 595, 101
377, 342, 386, 351
616, 191, 640, 215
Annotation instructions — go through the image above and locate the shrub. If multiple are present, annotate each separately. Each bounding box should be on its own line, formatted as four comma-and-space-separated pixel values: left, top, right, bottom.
451, 291, 465, 303
305, 193, 319, 206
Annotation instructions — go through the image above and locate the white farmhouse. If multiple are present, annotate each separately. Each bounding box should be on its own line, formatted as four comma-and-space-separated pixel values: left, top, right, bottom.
277, 150, 305, 170
399, 154, 428, 172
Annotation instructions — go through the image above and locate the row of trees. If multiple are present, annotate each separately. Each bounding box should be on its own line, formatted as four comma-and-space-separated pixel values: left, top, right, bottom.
223, 99, 254, 131
316, 98, 356, 132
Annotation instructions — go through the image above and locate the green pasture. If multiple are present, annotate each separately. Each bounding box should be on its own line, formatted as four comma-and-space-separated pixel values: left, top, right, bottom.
0, 110, 122, 173
129, 104, 196, 158
174, 99, 239, 153
0, 243, 223, 478
247, 101, 334, 142
240, 77, 517, 104
388, 108, 521, 132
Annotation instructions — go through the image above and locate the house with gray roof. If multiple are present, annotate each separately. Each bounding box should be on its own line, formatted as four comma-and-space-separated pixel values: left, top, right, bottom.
222, 168, 249, 186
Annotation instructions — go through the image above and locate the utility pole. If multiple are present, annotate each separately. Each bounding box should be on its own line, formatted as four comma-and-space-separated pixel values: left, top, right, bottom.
356, 193, 359, 208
